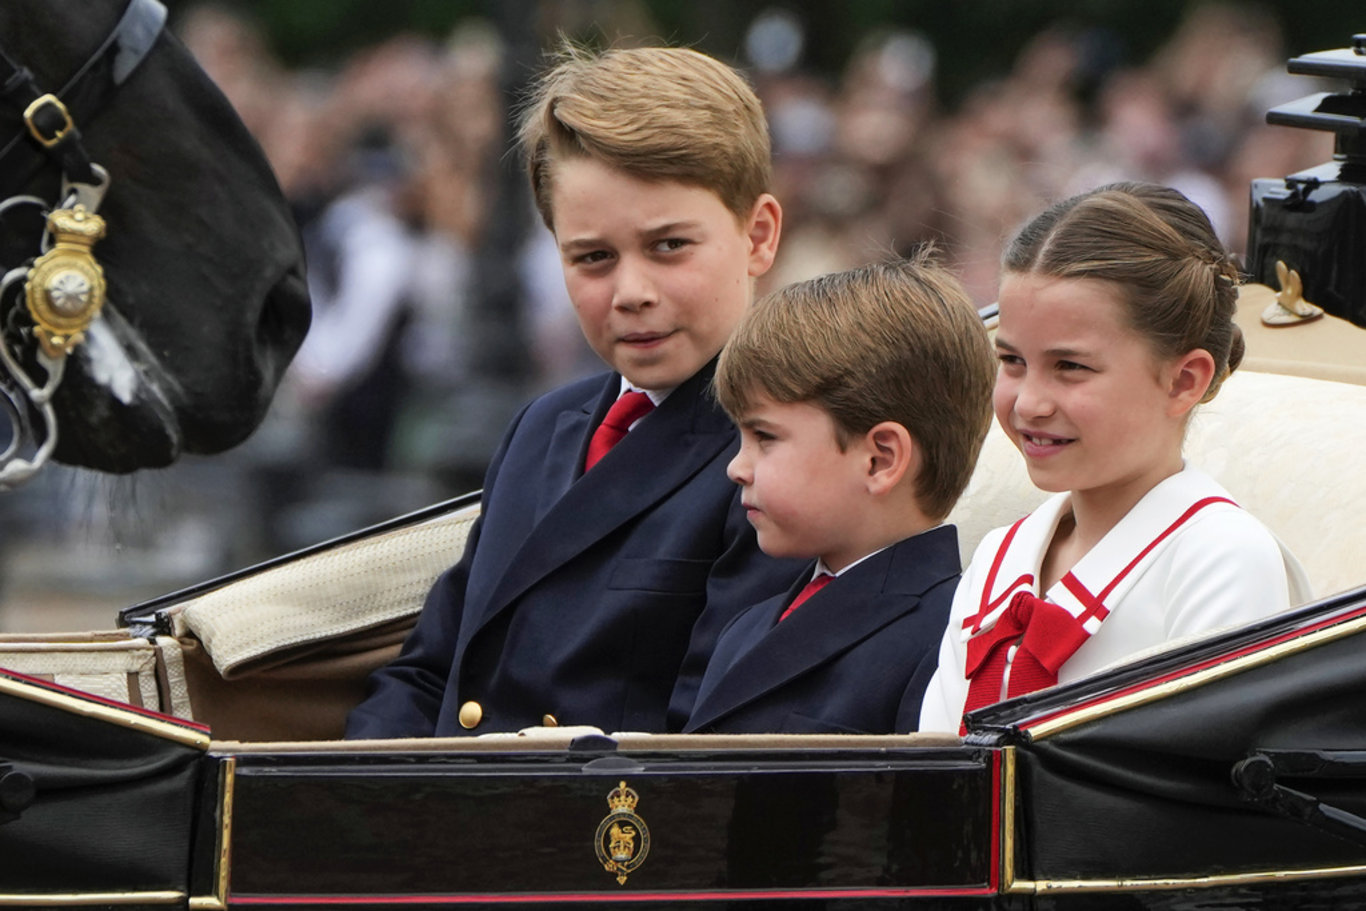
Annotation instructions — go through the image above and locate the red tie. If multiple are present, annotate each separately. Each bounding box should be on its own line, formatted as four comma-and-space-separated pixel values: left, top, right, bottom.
584, 391, 655, 471
779, 573, 834, 622
961, 590, 1093, 716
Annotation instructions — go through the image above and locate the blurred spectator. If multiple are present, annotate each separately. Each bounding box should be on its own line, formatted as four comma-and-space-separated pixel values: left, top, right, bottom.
177, 3, 283, 139
1066, 70, 1232, 242
290, 126, 419, 471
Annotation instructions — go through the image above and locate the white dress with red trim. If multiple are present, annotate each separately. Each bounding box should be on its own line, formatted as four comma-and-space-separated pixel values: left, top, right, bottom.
919, 464, 1312, 733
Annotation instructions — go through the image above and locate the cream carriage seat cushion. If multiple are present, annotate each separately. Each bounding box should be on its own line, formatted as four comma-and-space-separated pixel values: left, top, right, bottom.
171, 501, 480, 677
947, 369, 1366, 601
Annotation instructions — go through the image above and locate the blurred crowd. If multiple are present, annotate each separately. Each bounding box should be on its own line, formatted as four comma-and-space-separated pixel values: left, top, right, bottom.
164, 0, 1335, 557
749, 5, 1332, 302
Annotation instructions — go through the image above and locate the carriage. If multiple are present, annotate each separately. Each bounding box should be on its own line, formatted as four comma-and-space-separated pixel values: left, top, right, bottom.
3, 290, 1363, 910
3, 10, 1366, 911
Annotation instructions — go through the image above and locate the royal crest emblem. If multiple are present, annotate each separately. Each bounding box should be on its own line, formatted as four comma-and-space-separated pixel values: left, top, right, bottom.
594, 779, 650, 885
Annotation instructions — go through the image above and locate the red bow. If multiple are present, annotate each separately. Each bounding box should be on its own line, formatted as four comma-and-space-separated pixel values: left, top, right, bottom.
961, 590, 1094, 715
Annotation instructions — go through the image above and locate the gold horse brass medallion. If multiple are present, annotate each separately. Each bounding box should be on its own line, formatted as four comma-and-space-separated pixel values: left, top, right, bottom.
594, 780, 650, 885
25, 205, 107, 358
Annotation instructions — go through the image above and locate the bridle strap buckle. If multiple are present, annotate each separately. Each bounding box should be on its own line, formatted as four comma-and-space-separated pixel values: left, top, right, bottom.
23, 94, 76, 149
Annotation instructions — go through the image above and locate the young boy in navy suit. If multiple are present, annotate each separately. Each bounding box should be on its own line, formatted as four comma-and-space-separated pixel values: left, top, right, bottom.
345, 45, 803, 739
685, 257, 995, 735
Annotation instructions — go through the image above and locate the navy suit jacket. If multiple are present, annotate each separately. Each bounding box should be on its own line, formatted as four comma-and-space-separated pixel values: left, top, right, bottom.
683, 525, 960, 735
346, 364, 803, 738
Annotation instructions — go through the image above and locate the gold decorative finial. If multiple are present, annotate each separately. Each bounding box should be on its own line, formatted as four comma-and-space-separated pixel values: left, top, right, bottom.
1261, 260, 1324, 327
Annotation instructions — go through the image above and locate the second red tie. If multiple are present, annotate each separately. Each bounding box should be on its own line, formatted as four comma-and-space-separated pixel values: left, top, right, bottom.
779, 572, 834, 622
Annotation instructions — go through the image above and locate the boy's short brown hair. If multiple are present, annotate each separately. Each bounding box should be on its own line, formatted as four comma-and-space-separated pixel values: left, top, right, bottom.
517, 43, 772, 229
715, 256, 995, 521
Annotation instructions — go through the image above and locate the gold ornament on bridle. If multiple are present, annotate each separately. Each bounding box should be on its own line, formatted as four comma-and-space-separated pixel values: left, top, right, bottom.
25, 204, 107, 358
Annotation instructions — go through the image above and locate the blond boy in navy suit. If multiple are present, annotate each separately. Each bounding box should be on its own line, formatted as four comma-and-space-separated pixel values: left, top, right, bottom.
685, 258, 995, 735
346, 45, 804, 738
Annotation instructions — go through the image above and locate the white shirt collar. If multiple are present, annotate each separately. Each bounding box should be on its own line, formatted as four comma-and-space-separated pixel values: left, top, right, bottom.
816, 549, 879, 580
617, 376, 673, 408
817, 523, 947, 579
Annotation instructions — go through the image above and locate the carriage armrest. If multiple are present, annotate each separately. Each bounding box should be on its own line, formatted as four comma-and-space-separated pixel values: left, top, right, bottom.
169, 501, 479, 678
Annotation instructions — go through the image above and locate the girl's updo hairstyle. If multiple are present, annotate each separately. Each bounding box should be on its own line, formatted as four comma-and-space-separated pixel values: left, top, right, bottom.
1002, 182, 1243, 402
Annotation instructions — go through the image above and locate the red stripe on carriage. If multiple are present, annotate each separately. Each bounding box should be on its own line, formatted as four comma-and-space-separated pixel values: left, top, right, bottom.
227, 885, 1001, 905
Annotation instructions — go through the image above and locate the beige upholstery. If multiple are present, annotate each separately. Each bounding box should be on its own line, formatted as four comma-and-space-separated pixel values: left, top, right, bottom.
169, 502, 479, 678
159, 501, 481, 739
948, 369, 1366, 601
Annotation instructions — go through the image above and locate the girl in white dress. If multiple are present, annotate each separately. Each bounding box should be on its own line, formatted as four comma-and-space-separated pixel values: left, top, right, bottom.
919, 182, 1311, 733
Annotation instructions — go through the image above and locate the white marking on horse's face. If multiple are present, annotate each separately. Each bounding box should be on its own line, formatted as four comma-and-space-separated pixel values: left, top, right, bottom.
84, 317, 139, 404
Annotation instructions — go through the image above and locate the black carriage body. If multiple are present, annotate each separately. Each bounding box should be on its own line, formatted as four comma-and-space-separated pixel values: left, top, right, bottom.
216, 743, 997, 905
996, 589, 1366, 895
9, 588, 1366, 909
0, 670, 208, 904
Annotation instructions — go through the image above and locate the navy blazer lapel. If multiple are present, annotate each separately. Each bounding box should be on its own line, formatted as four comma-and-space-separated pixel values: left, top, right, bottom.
687, 526, 960, 729
535, 380, 615, 523
483, 363, 734, 622
688, 572, 806, 715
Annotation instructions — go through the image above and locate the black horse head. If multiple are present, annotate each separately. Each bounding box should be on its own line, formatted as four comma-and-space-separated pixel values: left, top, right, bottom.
0, 0, 310, 474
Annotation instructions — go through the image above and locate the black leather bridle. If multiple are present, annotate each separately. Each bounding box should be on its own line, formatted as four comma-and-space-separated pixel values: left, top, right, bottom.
0, 0, 165, 187
0, 0, 166, 485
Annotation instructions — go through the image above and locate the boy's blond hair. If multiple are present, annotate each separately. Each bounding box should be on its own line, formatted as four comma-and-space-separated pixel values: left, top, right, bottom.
716, 257, 995, 521
517, 43, 771, 229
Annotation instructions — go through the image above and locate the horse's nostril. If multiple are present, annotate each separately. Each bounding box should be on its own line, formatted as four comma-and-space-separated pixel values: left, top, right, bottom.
258, 266, 311, 373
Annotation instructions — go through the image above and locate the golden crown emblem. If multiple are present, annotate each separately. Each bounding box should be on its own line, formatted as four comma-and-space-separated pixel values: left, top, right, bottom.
595, 779, 650, 885
46, 206, 106, 247
606, 781, 639, 813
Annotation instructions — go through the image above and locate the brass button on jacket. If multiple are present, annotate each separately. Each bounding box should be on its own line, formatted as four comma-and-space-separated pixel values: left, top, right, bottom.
458, 701, 482, 729
542, 714, 558, 728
